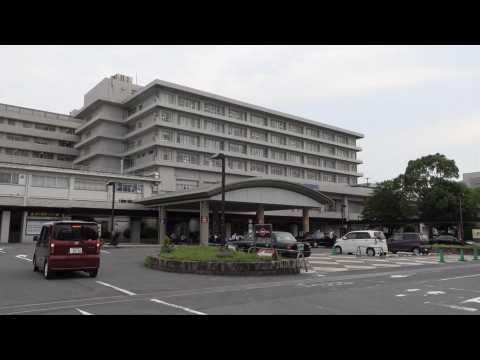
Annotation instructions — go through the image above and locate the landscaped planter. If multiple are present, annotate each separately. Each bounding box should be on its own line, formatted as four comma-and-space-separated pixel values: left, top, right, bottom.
145, 256, 301, 276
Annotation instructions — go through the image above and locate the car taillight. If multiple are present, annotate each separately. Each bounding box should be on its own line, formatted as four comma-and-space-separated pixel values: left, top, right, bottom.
96, 242, 101, 254
287, 245, 293, 250
50, 242, 55, 255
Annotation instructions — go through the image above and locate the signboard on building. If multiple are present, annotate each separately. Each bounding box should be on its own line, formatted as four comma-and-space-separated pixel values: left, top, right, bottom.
472, 229, 480, 240
25, 220, 48, 235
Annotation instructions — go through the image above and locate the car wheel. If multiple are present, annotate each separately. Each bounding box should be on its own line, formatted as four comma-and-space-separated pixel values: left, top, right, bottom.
335, 246, 342, 255
44, 261, 53, 280
367, 248, 375, 257
412, 247, 420, 256
89, 269, 98, 278
33, 255, 38, 272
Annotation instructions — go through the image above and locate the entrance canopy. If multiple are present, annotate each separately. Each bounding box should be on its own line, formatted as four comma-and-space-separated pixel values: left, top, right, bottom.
137, 178, 334, 211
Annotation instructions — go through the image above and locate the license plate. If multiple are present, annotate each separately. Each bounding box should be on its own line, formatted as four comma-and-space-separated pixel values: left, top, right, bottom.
69, 247, 83, 254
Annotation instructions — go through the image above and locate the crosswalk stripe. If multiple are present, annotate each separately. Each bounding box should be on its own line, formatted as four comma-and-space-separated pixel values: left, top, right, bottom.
335, 260, 367, 264
343, 265, 377, 270
394, 262, 423, 266
371, 263, 401, 267
312, 267, 349, 272
308, 261, 339, 265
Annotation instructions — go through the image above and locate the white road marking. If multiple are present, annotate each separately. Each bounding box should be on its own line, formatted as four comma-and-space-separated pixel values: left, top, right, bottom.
335, 260, 366, 264
0, 250, 5, 254
430, 303, 478, 312
76, 308, 93, 315
426, 291, 446, 295
462, 297, 480, 304
440, 274, 480, 281
343, 265, 376, 270
394, 262, 423, 266
100, 250, 110, 254
312, 267, 349, 272
150, 298, 207, 315
96, 281, 136, 296
391, 274, 410, 278
371, 263, 400, 267
15, 254, 32, 262
308, 261, 340, 265
396, 294, 407, 297
406, 289, 421, 292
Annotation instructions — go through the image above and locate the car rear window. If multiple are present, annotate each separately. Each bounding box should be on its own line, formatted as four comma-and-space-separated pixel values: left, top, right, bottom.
53, 224, 98, 241
273, 232, 297, 243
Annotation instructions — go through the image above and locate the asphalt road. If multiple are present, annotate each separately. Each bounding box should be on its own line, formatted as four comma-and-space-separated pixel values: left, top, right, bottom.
1, 244, 480, 315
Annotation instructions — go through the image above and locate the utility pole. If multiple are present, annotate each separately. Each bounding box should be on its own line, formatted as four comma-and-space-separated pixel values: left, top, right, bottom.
459, 195, 464, 243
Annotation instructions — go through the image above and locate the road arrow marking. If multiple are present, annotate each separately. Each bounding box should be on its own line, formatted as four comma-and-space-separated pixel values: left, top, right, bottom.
76, 308, 93, 315
16, 254, 32, 262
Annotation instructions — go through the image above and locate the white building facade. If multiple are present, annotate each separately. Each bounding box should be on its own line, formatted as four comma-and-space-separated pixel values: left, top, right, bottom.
0, 74, 371, 243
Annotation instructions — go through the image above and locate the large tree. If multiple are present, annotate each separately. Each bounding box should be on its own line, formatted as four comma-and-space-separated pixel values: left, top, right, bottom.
362, 176, 416, 225
361, 153, 479, 228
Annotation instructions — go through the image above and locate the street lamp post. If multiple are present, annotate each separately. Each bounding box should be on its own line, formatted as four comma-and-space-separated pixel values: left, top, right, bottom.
459, 194, 464, 243
106, 181, 116, 245
210, 153, 226, 245
341, 204, 346, 236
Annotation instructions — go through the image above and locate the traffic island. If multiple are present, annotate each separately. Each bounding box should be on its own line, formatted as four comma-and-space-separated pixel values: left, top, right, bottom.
144, 245, 301, 276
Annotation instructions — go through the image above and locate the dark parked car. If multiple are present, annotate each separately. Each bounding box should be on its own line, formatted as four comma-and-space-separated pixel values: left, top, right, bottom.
227, 231, 311, 258
33, 221, 101, 279
304, 230, 336, 248
387, 232, 430, 255
431, 234, 464, 245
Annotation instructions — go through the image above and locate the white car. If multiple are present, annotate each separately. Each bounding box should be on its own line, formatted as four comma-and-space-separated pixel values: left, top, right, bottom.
333, 230, 388, 256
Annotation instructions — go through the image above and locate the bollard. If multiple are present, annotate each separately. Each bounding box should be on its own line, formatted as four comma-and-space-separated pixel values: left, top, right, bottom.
438, 249, 445, 263
474, 247, 479, 261
459, 248, 465, 262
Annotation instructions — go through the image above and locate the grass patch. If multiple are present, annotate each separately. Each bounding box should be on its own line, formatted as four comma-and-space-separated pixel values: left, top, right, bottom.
159, 245, 274, 262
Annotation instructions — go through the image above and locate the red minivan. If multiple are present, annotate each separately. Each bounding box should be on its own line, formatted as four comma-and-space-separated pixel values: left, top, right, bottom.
33, 221, 101, 279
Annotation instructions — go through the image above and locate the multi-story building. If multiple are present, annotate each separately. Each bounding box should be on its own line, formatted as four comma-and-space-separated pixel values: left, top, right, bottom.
0, 74, 372, 244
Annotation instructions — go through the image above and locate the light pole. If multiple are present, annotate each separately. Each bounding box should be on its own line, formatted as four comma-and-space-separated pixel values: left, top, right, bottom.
341, 204, 346, 236
210, 153, 226, 245
459, 194, 464, 243
106, 181, 116, 245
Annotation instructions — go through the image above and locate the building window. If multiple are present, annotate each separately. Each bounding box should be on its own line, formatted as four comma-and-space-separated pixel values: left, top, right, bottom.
305, 141, 320, 153
34, 138, 49, 145
160, 149, 173, 161
177, 132, 199, 147
58, 140, 74, 148
270, 165, 286, 176
116, 183, 144, 193
178, 114, 200, 128
322, 173, 336, 183
74, 179, 106, 191
159, 129, 173, 142
288, 122, 303, 134
228, 107, 245, 121
204, 137, 222, 151
227, 158, 246, 171
8, 119, 15, 126
324, 159, 336, 169
288, 137, 303, 149
0, 172, 19, 184
32, 152, 54, 160
270, 118, 286, 130
5, 149, 29, 157
271, 150, 286, 161
287, 167, 304, 178
57, 155, 76, 162
204, 120, 224, 133
306, 127, 319, 138
31, 175, 68, 189
306, 170, 321, 181
250, 161, 267, 174
228, 141, 246, 154
270, 134, 286, 146
337, 175, 349, 184
35, 123, 56, 132
286, 152, 302, 163
23, 122, 33, 129
177, 151, 200, 165
204, 102, 225, 116
250, 113, 267, 126
178, 96, 201, 111
6, 134, 29, 142
250, 129, 268, 142
176, 180, 199, 191
250, 145, 267, 158
227, 125, 247, 138
321, 130, 335, 142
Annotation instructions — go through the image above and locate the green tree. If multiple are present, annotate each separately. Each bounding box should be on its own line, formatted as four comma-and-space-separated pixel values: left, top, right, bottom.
362, 177, 416, 226
404, 153, 459, 197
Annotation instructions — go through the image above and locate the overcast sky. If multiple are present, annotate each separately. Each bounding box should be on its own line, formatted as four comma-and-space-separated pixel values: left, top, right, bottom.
0, 45, 478, 183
